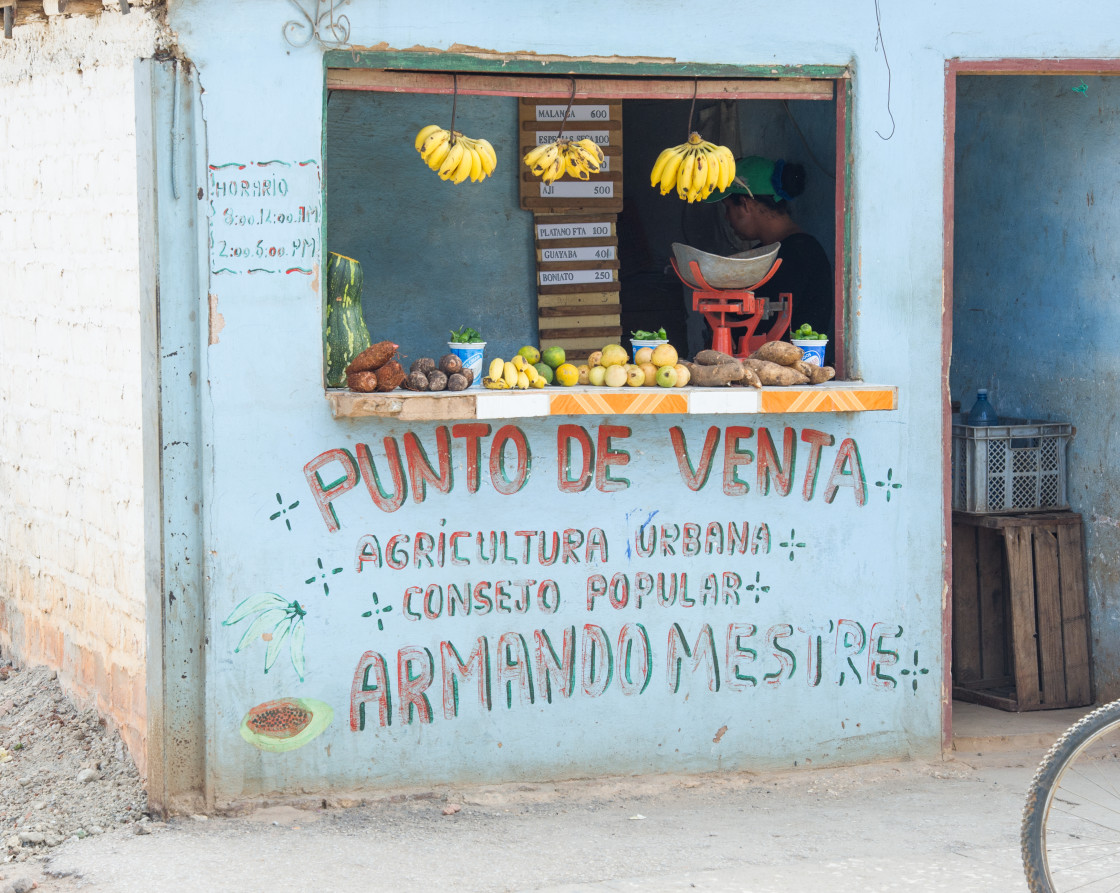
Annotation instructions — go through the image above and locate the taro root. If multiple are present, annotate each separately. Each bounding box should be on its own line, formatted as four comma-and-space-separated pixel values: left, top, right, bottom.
439, 353, 463, 376
405, 371, 429, 391
346, 370, 379, 392
346, 341, 398, 375
461, 367, 475, 387
427, 370, 449, 392
447, 372, 468, 391
410, 357, 437, 376
374, 360, 405, 392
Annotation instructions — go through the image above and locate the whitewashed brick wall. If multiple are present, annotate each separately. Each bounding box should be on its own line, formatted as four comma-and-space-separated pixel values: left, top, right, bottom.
0, 10, 169, 774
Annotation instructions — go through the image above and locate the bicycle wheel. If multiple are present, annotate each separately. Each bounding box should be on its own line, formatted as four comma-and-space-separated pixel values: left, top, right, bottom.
1022, 699, 1120, 892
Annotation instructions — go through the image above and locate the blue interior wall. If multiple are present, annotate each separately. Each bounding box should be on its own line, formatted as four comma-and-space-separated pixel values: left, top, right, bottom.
952, 74, 1120, 696
327, 92, 538, 362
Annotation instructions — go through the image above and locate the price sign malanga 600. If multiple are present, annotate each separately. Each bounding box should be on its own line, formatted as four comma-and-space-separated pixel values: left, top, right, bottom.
208, 160, 322, 275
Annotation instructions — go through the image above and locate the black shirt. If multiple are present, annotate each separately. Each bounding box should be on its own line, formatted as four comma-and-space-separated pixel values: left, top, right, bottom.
755, 232, 834, 365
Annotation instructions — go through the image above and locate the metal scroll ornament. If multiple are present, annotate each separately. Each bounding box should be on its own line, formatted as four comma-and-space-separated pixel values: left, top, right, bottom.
283, 0, 351, 49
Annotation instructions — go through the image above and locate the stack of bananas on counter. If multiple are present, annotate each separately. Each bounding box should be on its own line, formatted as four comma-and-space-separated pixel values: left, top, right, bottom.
522, 138, 606, 184
649, 132, 736, 202
415, 125, 498, 184
482, 356, 548, 390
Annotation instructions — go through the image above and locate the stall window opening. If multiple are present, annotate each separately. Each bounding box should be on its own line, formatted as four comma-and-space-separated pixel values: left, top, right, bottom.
324, 68, 848, 383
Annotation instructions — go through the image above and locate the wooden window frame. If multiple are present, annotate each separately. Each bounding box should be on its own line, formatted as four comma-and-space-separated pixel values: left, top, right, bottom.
323, 51, 853, 377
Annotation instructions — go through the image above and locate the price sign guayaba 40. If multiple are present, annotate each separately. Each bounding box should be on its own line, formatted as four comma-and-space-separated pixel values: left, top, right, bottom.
208, 161, 322, 276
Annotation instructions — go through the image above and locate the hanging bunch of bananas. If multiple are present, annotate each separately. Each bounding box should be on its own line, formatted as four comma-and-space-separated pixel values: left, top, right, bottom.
649, 132, 737, 203
523, 138, 605, 184
415, 125, 498, 184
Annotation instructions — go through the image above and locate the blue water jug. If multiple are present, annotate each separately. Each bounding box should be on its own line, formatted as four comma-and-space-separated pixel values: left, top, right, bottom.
966, 388, 999, 426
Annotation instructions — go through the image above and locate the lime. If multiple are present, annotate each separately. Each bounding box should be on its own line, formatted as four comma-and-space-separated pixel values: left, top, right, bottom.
533, 361, 554, 384
541, 346, 566, 369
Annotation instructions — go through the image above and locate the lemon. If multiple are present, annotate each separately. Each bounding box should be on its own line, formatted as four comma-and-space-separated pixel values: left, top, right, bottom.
555, 363, 579, 387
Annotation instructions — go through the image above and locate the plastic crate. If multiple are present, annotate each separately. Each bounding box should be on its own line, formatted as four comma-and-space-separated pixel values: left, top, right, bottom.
951, 416, 1074, 514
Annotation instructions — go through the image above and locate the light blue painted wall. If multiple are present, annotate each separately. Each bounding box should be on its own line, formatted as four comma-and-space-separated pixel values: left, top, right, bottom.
163, 0, 1120, 800
953, 74, 1120, 696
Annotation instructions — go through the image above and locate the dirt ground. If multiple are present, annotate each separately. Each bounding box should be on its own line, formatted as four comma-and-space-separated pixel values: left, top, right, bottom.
0, 657, 1041, 892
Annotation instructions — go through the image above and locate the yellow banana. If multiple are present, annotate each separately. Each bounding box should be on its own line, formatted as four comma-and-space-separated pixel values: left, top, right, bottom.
426, 138, 452, 171
564, 149, 590, 180
467, 145, 484, 182
530, 143, 559, 176
524, 364, 539, 384
451, 143, 474, 184
571, 143, 599, 174
576, 138, 604, 167
511, 355, 527, 372
523, 141, 554, 169
542, 154, 564, 184
650, 146, 679, 187
475, 139, 497, 175
701, 147, 720, 197
420, 128, 450, 161
489, 358, 505, 380
715, 148, 733, 191
529, 376, 547, 389
658, 149, 685, 196
415, 124, 443, 152
516, 371, 530, 390
677, 150, 696, 200
438, 141, 466, 180
687, 153, 707, 202
502, 362, 518, 387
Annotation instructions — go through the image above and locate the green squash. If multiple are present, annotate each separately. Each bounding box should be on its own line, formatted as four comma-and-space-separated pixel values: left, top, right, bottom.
324, 252, 372, 388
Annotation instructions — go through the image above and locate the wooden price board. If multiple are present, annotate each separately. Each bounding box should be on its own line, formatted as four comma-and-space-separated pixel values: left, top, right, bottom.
518, 98, 623, 214
535, 214, 621, 361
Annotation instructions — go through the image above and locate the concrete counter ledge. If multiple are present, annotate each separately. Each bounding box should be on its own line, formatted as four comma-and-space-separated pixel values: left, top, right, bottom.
327, 382, 898, 420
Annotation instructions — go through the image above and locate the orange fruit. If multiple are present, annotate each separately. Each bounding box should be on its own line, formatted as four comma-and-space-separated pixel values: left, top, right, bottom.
555, 363, 579, 387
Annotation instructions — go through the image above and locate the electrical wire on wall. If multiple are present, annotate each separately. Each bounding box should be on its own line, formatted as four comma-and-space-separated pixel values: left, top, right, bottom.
873, 0, 896, 140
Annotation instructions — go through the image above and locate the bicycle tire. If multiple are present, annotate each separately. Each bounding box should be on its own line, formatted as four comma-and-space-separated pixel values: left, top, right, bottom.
1022, 698, 1120, 892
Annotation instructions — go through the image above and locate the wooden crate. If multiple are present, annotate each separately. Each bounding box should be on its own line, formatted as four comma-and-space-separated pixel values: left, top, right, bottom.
952, 511, 1092, 711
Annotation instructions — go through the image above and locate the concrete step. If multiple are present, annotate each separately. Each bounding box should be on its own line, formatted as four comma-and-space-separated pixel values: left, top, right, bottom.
951, 699, 1098, 754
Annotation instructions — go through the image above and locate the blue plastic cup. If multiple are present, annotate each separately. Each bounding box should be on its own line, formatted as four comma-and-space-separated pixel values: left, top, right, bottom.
792, 339, 827, 366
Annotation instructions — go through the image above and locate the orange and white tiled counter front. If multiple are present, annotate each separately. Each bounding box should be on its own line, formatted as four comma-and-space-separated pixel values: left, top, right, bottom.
327, 382, 897, 420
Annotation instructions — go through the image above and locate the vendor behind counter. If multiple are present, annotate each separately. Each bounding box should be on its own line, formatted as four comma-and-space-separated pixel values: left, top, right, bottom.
705, 156, 834, 366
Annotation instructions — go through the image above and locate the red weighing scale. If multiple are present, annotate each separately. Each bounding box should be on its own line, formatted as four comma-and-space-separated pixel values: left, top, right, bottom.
670, 253, 792, 359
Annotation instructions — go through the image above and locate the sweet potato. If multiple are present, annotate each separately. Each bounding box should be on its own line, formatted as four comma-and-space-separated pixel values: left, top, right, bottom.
741, 366, 762, 389
748, 358, 810, 386
694, 349, 739, 366
809, 364, 836, 385
374, 360, 406, 392
795, 360, 814, 379
346, 340, 398, 374
681, 360, 744, 387
749, 341, 803, 367
346, 370, 378, 392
